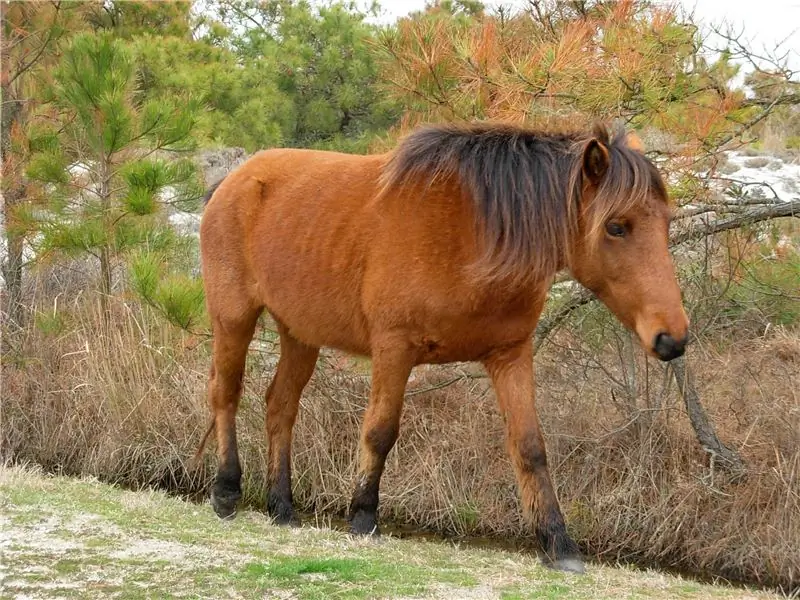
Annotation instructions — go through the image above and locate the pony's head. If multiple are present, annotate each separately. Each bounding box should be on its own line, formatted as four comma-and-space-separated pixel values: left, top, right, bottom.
567, 126, 689, 361
382, 121, 689, 360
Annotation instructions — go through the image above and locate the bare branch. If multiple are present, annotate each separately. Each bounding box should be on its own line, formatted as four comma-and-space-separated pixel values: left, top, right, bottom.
672, 198, 800, 245
670, 356, 746, 477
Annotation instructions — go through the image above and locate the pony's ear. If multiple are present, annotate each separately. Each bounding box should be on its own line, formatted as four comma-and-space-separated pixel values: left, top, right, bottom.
583, 139, 609, 186
626, 131, 645, 153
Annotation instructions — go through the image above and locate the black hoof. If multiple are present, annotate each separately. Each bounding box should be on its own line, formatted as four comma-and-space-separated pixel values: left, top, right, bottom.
210, 489, 240, 520
546, 557, 586, 574
536, 510, 583, 573
267, 494, 301, 527
349, 509, 380, 536
270, 509, 301, 527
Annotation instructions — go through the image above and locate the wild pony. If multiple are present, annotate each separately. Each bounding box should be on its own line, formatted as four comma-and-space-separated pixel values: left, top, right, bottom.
198, 122, 689, 573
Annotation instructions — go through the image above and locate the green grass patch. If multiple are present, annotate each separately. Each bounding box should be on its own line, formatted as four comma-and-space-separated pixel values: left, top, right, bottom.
240, 556, 429, 599
0, 465, 780, 600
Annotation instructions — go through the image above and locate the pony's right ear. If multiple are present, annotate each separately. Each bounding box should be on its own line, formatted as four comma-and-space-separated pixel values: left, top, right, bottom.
583, 139, 609, 186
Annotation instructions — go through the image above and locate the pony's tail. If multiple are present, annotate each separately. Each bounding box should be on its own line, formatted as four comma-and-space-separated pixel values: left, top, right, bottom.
193, 181, 226, 464
202, 176, 227, 206
190, 417, 216, 468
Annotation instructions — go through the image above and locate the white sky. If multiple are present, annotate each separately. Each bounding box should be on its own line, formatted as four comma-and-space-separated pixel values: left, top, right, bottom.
366, 0, 800, 74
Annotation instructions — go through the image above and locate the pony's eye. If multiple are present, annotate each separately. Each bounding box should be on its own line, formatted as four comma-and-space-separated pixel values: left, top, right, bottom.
605, 221, 626, 237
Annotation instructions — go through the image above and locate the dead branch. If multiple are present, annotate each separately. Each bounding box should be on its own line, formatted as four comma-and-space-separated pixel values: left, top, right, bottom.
672, 198, 800, 245
670, 356, 746, 478
533, 286, 593, 353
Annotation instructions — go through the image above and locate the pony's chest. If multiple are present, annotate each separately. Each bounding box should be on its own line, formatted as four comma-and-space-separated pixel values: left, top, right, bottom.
404, 292, 544, 364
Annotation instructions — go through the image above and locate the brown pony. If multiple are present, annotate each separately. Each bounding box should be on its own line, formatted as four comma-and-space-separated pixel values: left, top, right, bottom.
198, 122, 689, 573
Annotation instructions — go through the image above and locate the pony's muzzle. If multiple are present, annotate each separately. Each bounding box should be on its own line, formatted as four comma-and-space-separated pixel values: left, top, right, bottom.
652, 332, 687, 362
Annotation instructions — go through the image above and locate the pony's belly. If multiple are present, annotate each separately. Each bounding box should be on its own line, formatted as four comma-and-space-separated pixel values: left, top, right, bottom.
256, 272, 371, 355
398, 310, 539, 365
285, 318, 371, 357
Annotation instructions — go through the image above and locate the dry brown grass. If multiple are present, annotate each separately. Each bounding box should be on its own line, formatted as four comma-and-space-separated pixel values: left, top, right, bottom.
2, 264, 798, 593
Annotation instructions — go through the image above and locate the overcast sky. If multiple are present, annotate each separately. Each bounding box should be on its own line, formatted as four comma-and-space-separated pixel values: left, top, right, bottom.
366, 0, 800, 73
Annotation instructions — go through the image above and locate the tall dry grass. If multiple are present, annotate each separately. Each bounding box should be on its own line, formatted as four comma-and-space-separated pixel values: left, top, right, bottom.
2, 261, 798, 592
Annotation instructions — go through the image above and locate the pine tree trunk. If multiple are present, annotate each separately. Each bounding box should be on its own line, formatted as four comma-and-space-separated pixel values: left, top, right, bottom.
1, 212, 26, 343
99, 245, 111, 320
1, 86, 27, 342
98, 156, 112, 326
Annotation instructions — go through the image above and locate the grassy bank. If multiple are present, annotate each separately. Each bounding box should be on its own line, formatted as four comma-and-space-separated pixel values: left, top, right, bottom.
0, 464, 781, 600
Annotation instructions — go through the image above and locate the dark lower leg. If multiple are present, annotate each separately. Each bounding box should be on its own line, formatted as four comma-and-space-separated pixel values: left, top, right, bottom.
348, 420, 399, 534
266, 447, 297, 525
264, 332, 318, 526
513, 431, 581, 568
211, 400, 243, 519
484, 340, 583, 572
348, 342, 412, 536
207, 311, 259, 520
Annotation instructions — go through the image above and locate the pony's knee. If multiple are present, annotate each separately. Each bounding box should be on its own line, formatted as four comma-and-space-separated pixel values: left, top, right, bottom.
364, 420, 399, 458
515, 431, 549, 473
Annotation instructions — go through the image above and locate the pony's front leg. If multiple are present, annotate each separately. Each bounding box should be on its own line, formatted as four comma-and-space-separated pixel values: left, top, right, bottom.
348, 339, 415, 535
483, 340, 584, 573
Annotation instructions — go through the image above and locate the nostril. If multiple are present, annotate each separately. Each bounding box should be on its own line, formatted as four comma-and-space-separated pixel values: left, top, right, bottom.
652, 332, 685, 362
653, 332, 672, 352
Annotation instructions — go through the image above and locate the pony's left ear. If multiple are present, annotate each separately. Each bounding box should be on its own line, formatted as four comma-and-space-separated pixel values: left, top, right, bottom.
583, 139, 609, 186
626, 131, 645, 153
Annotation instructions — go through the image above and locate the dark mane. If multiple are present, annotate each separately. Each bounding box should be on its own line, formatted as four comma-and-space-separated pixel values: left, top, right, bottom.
380, 122, 667, 281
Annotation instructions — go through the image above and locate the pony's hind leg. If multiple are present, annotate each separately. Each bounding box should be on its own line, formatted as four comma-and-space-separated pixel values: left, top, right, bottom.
483, 340, 584, 574
264, 325, 319, 525
207, 308, 261, 520
348, 338, 415, 535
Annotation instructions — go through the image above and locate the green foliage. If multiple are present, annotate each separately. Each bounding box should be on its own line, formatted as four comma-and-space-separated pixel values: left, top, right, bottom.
129, 249, 160, 298
722, 251, 800, 327
25, 151, 69, 185
33, 310, 68, 337
668, 174, 708, 205
453, 501, 480, 530
129, 249, 206, 331
26, 30, 203, 307
122, 188, 157, 217
85, 1, 192, 39
52, 33, 136, 156
128, 33, 293, 151
43, 213, 109, 256
139, 96, 200, 151
205, 0, 401, 150
122, 160, 171, 216
27, 126, 62, 155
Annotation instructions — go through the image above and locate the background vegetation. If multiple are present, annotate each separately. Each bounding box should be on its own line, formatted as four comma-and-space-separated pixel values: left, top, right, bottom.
2, 0, 799, 593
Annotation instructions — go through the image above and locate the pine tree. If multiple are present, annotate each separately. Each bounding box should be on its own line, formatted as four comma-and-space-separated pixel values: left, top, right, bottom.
1, 1, 85, 335
25, 31, 205, 327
